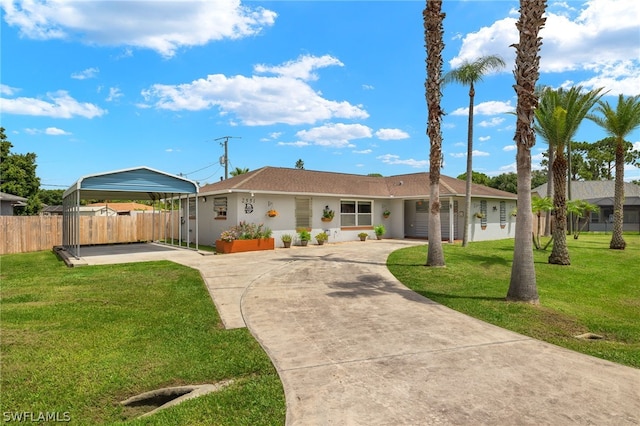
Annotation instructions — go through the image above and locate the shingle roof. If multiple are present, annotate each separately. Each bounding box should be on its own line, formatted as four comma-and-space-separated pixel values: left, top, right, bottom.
0, 191, 28, 202
533, 181, 640, 202
199, 167, 517, 199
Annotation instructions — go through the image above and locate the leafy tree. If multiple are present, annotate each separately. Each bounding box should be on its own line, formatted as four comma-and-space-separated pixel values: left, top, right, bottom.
534, 86, 604, 265
229, 167, 249, 177
456, 171, 491, 187
489, 173, 518, 194
571, 138, 640, 181
423, 0, 445, 267
0, 127, 41, 215
367, 173, 383, 177
507, 0, 546, 304
39, 189, 64, 206
588, 94, 640, 250
444, 55, 505, 247
295, 159, 304, 169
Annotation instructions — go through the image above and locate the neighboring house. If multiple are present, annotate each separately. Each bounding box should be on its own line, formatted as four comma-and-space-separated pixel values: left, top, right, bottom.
0, 191, 27, 216
533, 181, 640, 232
196, 167, 518, 247
78, 206, 118, 217
41, 205, 64, 216
87, 202, 155, 216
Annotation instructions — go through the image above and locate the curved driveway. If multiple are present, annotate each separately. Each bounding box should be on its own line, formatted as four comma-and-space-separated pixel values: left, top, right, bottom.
80, 240, 640, 424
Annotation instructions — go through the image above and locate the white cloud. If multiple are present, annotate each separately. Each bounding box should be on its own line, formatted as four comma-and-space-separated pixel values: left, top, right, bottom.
106, 87, 123, 102
478, 136, 491, 142
451, 0, 640, 95
632, 141, 640, 151
0, 1, 277, 58
254, 54, 342, 81
277, 141, 310, 147
142, 55, 368, 126
353, 149, 372, 154
503, 144, 517, 152
377, 154, 428, 168
479, 117, 505, 128
451, 101, 514, 116
375, 128, 410, 140
0, 84, 19, 96
0, 90, 106, 118
450, 150, 490, 158
45, 127, 70, 135
296, 123, 372, 148
71, 67, 99, 80
362, 84, 375, 90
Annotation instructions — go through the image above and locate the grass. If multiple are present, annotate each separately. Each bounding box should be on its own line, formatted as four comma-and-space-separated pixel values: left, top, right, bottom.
387, 233, 640, 369
0, 251, 285, 425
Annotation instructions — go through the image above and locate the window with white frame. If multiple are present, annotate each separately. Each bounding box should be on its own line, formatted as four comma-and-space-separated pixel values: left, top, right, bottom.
340, 200, 372, 227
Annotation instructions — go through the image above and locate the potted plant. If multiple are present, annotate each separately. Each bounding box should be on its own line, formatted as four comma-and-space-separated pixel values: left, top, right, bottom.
373, 224, 385, 240
474, 212, 486, 219
382, 209, 391, 219
297, 228, 311, 246
358, 232, 368, 241
216, 222, 275, 253
281, 234, 293, 248
267, 209, 278, 218
315, 231, 329, 245
321, 206, 335, 222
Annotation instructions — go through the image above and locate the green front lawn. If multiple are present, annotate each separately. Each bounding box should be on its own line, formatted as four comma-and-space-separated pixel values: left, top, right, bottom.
388, 233, 640, 368
0, 252, 285, 425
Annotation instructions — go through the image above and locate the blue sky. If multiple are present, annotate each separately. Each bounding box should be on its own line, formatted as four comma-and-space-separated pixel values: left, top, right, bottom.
1, 0, 639, 189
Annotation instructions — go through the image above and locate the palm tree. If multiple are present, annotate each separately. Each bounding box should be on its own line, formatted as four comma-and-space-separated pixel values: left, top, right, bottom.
443, 55, 506, 247
506, 0, 547, 303
423, 0, 445, 267
531, 196, 553, 249
229, 167, 249, 177
588, 94, 640, 249
534, 86, 604, 265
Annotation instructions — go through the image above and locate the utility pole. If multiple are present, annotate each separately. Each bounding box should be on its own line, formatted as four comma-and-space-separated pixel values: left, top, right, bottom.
214, 136, 241, 180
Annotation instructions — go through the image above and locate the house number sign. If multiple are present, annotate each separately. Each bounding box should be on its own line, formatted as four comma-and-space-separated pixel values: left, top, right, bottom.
242, 197, 255, 214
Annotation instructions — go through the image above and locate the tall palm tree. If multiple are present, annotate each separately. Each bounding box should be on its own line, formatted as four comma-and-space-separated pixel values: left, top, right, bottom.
506, 0, 547, 303
443, 55, 506, 247
229, 167, 249, 177
534, 86, 604, 265
424, 0, 445, 267
588, 94, 640, 250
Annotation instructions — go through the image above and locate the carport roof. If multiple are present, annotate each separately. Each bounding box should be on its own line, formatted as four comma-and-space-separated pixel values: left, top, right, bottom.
63, 166, 198, 200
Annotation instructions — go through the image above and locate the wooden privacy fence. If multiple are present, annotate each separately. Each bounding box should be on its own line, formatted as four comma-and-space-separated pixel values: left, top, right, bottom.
0, 214, 181, 255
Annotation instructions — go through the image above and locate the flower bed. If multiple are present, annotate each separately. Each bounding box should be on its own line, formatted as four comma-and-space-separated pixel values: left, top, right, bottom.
216, 221, 274, 254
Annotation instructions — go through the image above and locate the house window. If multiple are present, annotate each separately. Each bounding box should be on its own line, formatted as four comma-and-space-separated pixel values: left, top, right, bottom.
500, 201, 506, 227
295, 197, 312, 229
340, 200, 372, 227
591, 209, 600, 223
480, 200, 487, 227
214, 197, 227, 218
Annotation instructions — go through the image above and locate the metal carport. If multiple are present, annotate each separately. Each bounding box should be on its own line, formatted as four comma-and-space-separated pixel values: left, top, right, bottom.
62, 166, 198, 259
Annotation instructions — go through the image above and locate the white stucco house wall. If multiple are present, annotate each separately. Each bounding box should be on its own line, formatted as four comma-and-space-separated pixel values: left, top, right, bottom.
192, 167, 518, 248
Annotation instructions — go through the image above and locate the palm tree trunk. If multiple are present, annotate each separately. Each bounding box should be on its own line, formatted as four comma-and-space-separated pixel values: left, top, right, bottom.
462, 84, 475, 247
610, 138, 626, 249
507, 0, 546, 303
548, 153, 570, 264
544, 146, 553, 236
424, 0, 445, 267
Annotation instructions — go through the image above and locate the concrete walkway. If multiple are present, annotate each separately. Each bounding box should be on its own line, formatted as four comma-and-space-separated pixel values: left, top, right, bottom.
77, 241, 640, 425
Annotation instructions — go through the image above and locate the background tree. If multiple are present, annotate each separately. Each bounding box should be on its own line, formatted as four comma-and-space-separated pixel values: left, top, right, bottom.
0, 127, 41, 215
506, 0, 546, 304
571, 138, 640, 180
295, 159, 305, 169
588, 94, 640, 250
567, 199, 598, 239
534, 86, 604, 265
444, 55, 506, 247
229, 167, 249, 177
456, 171, 491, 187
39, 189, 64, 206
424, 0, 446, 267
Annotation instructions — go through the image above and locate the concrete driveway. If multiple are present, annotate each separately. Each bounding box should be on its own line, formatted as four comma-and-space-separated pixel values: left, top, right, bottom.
78, 241, 640, 425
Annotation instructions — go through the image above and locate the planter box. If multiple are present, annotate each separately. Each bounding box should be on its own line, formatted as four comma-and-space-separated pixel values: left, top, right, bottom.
215, 238, 275, 254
